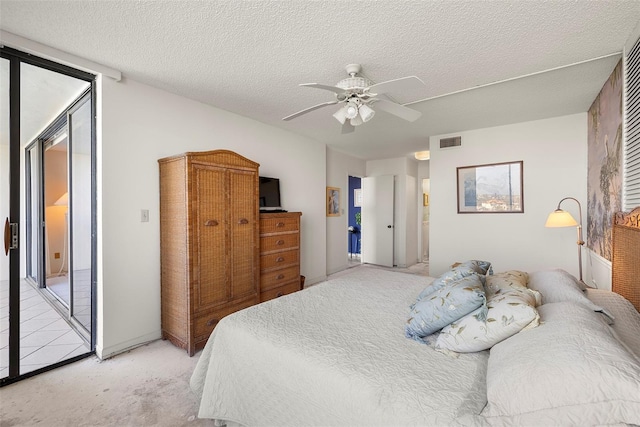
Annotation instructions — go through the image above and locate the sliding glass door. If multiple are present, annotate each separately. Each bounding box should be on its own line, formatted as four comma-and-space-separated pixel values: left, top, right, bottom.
68, 93, 93, 334
1, 47, 96, 384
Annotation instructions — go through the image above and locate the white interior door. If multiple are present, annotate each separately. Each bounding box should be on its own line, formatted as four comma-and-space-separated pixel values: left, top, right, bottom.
361, 175, 394, 267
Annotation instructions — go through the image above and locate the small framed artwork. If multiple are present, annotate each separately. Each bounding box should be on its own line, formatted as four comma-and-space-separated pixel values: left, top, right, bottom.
354, 188, 362, 207
457, 161, 524, 213
327, 187, 340, 217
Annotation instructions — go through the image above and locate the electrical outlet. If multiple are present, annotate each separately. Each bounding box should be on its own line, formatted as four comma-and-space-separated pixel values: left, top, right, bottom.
141, 209, 149, 222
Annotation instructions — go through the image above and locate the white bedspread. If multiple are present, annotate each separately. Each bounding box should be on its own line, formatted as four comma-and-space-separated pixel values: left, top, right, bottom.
190, 267, 489, 427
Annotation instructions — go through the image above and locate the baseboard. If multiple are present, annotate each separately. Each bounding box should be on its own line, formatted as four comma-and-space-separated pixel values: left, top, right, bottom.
97, 330, 162, 360
585, 249, 612, 291
305, 275, 328, 286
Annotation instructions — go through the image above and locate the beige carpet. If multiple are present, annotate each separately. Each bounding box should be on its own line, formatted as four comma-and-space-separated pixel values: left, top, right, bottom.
0, 340, 214, 426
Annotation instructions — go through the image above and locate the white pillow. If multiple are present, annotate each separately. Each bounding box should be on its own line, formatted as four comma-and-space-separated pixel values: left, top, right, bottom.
528, 269, 614, 323
435, 287, 539, 353
482, 302, 640, 426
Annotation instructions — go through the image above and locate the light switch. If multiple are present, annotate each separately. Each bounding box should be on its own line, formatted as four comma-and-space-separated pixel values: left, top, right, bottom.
141, 209, 149, 222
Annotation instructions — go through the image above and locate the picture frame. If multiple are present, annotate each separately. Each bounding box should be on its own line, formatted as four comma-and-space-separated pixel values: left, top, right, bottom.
327, 187, 341, 217
456, 161, 524, 213
354, 188, 362, 208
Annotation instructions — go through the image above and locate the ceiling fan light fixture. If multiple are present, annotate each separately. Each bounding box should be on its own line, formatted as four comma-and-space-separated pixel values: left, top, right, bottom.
333, 105, 349, 124
345, 102, 359, 120
350, 114, 364, 126
359, 104, 375, 122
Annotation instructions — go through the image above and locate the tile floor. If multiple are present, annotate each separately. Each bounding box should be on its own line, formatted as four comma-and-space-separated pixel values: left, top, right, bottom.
0, 278, 90, 378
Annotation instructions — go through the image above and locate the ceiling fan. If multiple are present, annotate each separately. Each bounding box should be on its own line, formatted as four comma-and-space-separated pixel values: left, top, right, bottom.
282, 64, 425, 133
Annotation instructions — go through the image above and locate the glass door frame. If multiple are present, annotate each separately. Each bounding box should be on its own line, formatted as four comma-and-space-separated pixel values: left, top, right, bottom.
1, 46, 97, 385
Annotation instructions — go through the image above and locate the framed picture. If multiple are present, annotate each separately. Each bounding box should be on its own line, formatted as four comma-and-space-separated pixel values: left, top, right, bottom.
457, 161, 524, 213
354, 188, 362, 207
327, 187, 340, 217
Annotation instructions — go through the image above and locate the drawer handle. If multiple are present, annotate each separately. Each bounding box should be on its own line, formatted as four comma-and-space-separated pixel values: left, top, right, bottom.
206, 318, 220, 327
238, 218, 249, 224
276, 239, 285, 245
276, 274, 285, 280
276, 222, 285, 228
276, 256, 284, 262
205, 219, 218, 226
276, 292, 284, 298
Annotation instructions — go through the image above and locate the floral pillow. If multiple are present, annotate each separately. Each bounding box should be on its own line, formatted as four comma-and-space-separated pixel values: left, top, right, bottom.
414, 260, 491, 304
485, 270, 541, 306
406, 273, 487, 341
435, 286, 539, 353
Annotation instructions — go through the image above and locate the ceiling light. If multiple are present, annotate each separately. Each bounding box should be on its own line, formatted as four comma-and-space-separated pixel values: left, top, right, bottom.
414, 151, 430, 160
359, 104, 375, 123
333, 105, 349, 124
345, 102, 359, 119
350, 114, 364, 126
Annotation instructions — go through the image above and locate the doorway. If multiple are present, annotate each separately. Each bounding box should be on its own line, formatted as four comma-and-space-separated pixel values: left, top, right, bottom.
347, 176, 362, 267
1, 47, 96, 384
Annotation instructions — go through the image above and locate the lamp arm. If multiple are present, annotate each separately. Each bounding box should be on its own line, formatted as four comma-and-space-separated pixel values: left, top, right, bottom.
557, 196, 585, 283
557, 197, 583, 236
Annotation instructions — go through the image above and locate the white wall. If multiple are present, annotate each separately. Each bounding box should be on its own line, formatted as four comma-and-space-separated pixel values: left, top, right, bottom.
366, 157, 419, 267
99, 76, 327, 358
325, 147, 366, 275
429, 113, 588, 279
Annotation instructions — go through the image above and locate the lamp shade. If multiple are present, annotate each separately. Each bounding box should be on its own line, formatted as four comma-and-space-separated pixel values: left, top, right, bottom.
359, 104, 375, 122
545, 209, 578, 227
350, 114, 364, 126
333, 105, 348, 124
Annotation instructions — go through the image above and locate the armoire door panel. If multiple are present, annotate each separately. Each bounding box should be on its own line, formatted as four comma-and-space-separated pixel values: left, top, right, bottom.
229, 169, 259, 299
194, 164, 229, 310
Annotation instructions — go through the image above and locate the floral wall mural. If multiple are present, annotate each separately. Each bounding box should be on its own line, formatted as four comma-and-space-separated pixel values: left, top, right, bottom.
587, 60, 623, 261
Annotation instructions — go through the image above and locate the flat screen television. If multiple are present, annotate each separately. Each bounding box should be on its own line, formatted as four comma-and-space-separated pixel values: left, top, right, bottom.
259, 176, 283, 211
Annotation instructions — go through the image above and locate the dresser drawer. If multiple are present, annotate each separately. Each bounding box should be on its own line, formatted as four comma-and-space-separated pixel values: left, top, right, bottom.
261, 265, 300, 291
260, 281, 300, 302
260, 216, 299, 234
260, 233, 299, 253
194, 299, 256, 339
260, 250, 299, 270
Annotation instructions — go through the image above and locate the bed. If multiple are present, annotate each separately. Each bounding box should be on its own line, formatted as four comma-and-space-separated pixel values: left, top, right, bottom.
190, 209, 640, 427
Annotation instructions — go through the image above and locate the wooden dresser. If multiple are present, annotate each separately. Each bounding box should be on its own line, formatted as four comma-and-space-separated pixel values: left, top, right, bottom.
158, 150, 260, 356
259, 212, 302, 302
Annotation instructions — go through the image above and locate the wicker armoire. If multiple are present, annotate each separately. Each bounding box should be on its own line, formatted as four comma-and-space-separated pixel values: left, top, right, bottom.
158, 150, 260, 356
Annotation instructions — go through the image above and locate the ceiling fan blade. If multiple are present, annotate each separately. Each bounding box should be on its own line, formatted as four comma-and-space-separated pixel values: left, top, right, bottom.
300, 83, 346, 95
341, 122, 355, 134
373, 99, 422, 122
282, 101, 339, 121
368, 76, 425, 95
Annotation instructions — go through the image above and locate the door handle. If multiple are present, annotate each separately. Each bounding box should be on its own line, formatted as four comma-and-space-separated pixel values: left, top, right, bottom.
4, 218, 18, 255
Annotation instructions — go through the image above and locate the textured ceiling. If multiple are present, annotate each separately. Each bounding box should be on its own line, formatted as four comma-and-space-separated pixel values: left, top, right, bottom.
1, 1, 639, 160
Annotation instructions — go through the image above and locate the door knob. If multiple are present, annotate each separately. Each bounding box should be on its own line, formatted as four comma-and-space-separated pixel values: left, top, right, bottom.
387, 225, 392, 228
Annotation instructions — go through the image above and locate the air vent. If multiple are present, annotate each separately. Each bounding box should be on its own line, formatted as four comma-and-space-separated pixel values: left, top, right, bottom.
440, 136, 462, 149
